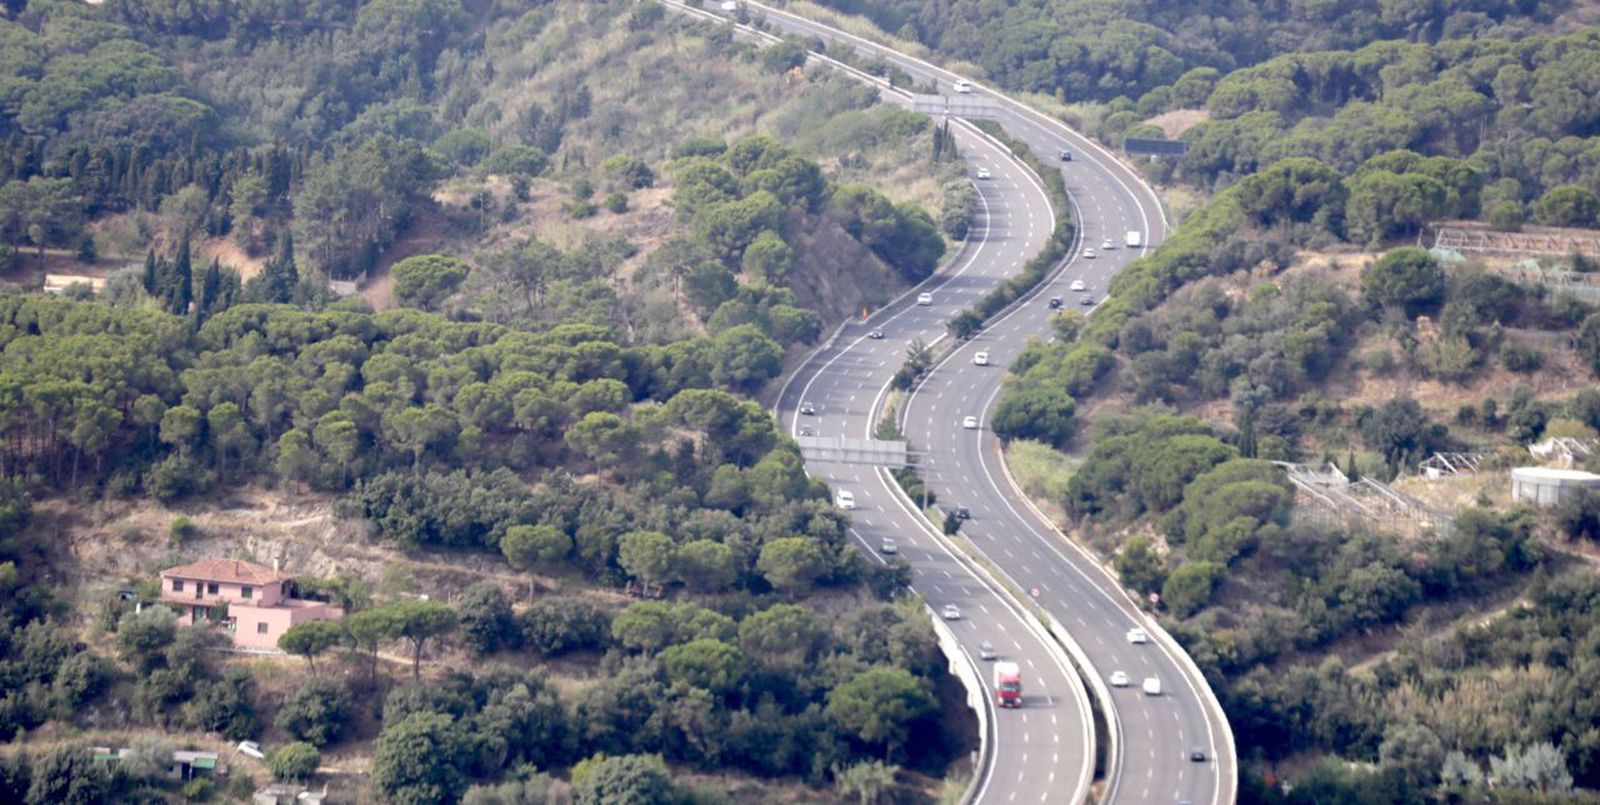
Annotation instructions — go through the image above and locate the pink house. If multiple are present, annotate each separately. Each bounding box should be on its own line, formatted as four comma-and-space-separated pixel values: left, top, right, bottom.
159, 559, 344, 650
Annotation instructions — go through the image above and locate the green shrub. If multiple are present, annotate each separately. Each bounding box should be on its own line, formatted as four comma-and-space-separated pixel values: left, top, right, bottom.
269, 742, 320, 782
168, 516, 197, 544
604, 192, 628, 214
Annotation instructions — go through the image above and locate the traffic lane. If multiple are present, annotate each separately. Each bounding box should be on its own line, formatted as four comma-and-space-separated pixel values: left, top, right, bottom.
813, 459, 1094, 803
906, 279, 1222, 799
946, 421, 1222, 805
934, 434, 1218, 805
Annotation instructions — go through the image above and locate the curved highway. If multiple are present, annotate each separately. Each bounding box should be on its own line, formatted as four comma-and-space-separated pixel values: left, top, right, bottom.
775, 77, 1098, 805
666, 2, 1102, 801
708, 2, 1240, 804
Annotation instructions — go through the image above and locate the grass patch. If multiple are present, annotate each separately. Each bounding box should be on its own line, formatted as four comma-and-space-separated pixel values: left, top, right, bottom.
1005, 439, 1077, 511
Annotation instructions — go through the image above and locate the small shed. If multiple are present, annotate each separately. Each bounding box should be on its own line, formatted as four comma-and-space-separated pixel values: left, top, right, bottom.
1510, 467, 1600, 506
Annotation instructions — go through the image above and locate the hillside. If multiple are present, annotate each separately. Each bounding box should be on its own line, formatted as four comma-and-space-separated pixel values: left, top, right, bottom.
0, 1, 975, 803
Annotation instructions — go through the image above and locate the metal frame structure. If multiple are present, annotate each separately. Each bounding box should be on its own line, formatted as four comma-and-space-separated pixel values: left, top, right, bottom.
1420, 452, 1484, 479
1277, 462, 1456, 539
1432, 226, 1600, 258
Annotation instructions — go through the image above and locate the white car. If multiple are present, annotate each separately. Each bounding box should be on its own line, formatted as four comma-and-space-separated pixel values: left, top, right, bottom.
1069, 279, 1086, 292
1108, 671, 1130, 688
1082, 248, 1096, 259
962, 416, 979, 429
917, 292, 933, 306
973, 351, 990, 366
720, 0, 737, 10
979, 641, 997, 660
836, 490, 856, 510
942, 604, 962, 620
953, 79, 973, 94
1101, 239, 1116, 250
880, 537, 897, 554
1126, 627, 1149, 644
800, 401, 816, 415
975, 167, 991, 179
1142, 677, 1162, 696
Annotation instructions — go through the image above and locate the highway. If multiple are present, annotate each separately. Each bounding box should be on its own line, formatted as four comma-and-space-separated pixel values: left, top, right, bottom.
778, 137, 1096, 804
706, 2, 1240, 804
663, 2, 1103, 801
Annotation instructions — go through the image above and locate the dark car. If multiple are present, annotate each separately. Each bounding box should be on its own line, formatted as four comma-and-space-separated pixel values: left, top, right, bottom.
868, 329, 885, 339
1047, 296, 1062, 309
1059, 150, 1073, 161
1189, 747, 1207, 762
799, 401, 815, 415
1080, 295, 1094, 306
954, 505, 971, 520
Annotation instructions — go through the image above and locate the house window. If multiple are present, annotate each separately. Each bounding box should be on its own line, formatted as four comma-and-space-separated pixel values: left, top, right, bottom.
241, 586, 253, 599
171, 579, 184, 592
256, 622, 269, 635
207, 583, 219, 595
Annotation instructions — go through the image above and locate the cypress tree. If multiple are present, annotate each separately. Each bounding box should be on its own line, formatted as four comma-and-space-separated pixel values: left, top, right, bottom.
171, 235, 193, 315
141, 250, 158, 296
195, 258, 222, 324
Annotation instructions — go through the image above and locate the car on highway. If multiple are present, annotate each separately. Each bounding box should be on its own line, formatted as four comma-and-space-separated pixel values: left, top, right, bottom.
1108, 670, 1130, 687
1082, 248, 1096, 259
942, 604, 962, 620
798, 426, 814, 437
953, 79, 972, 94
1143, 677, 1162, 696
917, 292, 933, 306
979, 641, 996, 660
1047, 296, 1062, 309
1080, 295, 1094, 306
1190, 747, 1208, 762
720, 0, 737, 10
836, 490, 855, 509
868, 328, 885, 339
799, 401, 815, 415
880, 537, 897, 554
973, 351, 990, 366
1126, 627, 1149, 644
1059, 150, 1073, 161
975, 167, 991, 179
962, 416, 979, 429
1069, 279, 1086, 291
1101, 238, 1116, 250
954, 504, 971, 519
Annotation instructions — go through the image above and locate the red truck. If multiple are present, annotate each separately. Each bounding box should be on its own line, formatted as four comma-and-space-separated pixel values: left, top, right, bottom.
994, 661, 1022, 708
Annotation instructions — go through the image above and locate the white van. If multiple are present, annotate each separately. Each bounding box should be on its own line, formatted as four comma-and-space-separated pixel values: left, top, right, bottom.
973, 352, 990, 366
1142, 677, 1162, 696
836, 490, 856, 510
1125, 230, 1143, 248
916, 292, 933, 306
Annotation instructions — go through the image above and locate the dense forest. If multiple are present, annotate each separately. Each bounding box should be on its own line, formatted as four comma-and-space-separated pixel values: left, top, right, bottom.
813, 0, 1580, 102
0, 0, 974, 802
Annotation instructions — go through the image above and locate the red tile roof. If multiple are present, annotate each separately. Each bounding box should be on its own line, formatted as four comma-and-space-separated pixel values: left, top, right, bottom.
160, 558, 293, 586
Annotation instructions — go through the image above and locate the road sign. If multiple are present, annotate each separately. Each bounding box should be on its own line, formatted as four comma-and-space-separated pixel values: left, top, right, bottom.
911, 94, 1000, 119
1124, 137, 1188, 157
796, 436, 910, 468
